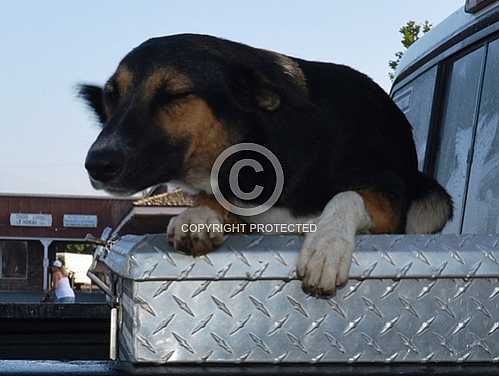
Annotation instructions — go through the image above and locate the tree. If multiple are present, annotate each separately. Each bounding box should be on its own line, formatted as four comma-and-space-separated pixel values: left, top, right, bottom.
65, 242, 96, 254
389, 20, 432, 81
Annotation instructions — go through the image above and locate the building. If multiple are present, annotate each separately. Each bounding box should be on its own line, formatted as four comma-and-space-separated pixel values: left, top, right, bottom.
113, 189, 194, 236
0, 194, 132, 292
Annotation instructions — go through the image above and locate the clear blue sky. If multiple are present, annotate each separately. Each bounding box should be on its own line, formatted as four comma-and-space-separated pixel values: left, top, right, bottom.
0, 0, 463, 196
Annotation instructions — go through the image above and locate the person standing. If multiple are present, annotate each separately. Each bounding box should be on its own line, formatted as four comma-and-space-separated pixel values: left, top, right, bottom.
42, 260, 75, 303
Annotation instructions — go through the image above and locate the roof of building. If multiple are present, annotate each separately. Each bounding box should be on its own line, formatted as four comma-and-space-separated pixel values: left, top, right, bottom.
0, 192, 135, 201
133, 190, 195, 207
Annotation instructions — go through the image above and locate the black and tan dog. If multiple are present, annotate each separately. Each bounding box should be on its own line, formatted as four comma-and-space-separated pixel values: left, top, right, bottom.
80, 34, 452, 296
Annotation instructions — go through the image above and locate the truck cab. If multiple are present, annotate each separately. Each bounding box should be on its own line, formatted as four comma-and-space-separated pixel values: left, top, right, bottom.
391, 0, 499, 234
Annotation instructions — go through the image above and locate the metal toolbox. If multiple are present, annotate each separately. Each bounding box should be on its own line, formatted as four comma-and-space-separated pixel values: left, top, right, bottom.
89, 234, 499, 364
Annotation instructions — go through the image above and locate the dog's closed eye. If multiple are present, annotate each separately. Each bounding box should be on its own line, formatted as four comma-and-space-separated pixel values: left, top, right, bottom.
151, 89, 194, 111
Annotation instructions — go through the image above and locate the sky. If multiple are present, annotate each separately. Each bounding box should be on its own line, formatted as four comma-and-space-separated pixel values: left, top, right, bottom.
0, 0, 464, 197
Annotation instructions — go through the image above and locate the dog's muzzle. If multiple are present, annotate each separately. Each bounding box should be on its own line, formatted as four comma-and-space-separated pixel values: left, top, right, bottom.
85, 147, 124, 184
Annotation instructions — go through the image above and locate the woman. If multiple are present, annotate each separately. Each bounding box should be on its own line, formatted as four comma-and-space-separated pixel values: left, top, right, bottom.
42, 260, 75, 303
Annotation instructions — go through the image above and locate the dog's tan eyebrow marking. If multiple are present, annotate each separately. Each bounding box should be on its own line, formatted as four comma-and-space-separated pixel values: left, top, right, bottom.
144, 68, 193, 99
114, 65, 133, 95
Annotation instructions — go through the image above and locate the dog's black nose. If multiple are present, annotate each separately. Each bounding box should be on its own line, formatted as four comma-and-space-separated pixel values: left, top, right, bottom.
85, 148, 124, 183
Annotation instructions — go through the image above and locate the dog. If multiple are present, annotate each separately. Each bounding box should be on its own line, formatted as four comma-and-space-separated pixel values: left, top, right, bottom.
80, 34, 453, 296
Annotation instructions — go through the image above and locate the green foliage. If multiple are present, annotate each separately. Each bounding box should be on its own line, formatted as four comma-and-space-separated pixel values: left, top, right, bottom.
389, 20, 432, 81
65, 242, 96, 254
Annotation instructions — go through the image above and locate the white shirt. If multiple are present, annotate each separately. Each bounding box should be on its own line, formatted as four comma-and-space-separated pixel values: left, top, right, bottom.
55, 276, 75, 299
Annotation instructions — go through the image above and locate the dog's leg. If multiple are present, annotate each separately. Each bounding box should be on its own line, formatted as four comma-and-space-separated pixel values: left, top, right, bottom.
167, 194, 243, 255
297, 190, 403, 296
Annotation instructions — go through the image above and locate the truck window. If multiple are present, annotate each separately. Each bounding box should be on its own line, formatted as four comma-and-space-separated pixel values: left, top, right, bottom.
433, 46, 486, 234
462, 38, 499, 233
393, 67, 437, 170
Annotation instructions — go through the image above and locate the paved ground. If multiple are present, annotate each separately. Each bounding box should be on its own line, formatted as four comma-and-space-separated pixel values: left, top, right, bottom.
0, 291, 106, 304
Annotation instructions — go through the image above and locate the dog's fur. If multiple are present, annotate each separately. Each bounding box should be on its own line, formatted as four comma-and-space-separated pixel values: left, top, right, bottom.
80, 34, 453, 296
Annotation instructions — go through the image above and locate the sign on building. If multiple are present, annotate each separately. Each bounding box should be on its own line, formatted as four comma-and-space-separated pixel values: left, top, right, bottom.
10, 213, 52, 227
63, 214, 98, 228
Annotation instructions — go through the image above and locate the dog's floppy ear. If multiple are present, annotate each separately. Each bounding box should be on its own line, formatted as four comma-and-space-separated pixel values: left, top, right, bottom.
226, 65, 281, 112
78, 84, 107, 125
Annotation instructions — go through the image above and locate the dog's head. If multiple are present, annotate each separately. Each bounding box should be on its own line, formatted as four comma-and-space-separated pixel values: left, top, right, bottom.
80, 34, 310, 196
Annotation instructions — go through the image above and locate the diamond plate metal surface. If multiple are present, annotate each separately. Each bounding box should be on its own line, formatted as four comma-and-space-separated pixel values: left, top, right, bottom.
92, 234, 499, 364
100, 234, 499, 280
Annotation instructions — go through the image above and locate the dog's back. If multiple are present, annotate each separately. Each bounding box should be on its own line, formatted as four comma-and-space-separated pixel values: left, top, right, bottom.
265, 53, 453, 232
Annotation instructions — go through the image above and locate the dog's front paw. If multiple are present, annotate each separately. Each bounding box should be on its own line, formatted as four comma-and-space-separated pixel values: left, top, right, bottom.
297, 233, 354, 296
167, 206, 225, 256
